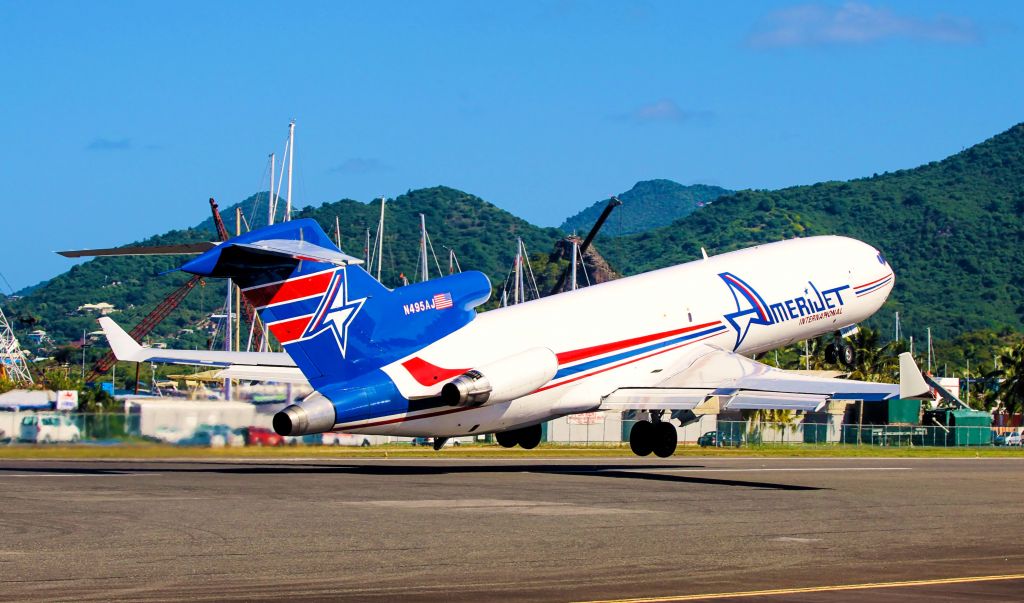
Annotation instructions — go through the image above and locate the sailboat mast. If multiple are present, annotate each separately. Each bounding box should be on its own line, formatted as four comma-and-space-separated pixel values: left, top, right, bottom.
376, 197, 386, 282
419, 213, 428, 282
513, 239, 521, 304
365, 229, 371, 265
268, 153, 276, 226
285, 120, 295, 222
570, 239, 579, 291
335, 216, 342, 249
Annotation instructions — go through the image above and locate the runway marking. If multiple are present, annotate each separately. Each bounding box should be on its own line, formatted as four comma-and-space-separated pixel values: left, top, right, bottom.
573, 573, 1024, 602
0, 473, 159, 477
628, 467, 911, 473
771, 536, 820, 543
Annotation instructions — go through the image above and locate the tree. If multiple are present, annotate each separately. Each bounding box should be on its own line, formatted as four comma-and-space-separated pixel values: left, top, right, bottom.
985, 343, 1024, 415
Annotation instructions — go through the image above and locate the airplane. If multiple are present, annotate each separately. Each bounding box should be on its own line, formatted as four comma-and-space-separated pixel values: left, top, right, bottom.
90, 218, 929, 456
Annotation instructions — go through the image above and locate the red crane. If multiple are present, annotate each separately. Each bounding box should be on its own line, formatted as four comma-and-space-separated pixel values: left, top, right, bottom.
87, 198, 269, 381
209, 198, 266, 352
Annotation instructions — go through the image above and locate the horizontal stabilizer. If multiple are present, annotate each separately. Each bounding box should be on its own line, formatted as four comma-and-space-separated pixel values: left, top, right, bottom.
234, 239, 363, 266
98, 317, 295, 368
898, 352, 932, 400
57, 242, 218, 258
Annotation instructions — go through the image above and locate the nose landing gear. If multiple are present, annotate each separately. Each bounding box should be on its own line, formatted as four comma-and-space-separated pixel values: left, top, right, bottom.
825, 336, 857, 368
629, 413, 678, 458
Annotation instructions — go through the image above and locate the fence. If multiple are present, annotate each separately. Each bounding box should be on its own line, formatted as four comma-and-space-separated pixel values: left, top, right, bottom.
542, 416, 998, 448
0, 411, 1004, 448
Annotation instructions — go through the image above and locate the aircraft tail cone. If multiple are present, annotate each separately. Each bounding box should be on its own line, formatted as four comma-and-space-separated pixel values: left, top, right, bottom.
273, 395, 337, 436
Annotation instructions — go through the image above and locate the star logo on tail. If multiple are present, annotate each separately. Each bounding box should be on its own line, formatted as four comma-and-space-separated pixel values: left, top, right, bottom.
302, 270, 366, 357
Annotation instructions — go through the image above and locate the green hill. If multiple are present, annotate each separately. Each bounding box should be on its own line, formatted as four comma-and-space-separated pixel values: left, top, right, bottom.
559, 180, 732, 236
600, 124, 1024, 340
8, 187, 561, 349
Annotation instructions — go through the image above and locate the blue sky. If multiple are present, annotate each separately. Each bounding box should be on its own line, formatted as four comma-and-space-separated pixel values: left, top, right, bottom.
1, 1, 1022, 290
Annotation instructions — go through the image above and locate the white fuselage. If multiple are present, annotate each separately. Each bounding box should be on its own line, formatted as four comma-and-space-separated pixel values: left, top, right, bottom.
341, 236, 894, 437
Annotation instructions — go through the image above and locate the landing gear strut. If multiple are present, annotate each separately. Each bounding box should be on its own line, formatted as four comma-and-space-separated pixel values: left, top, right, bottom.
629, 413, 677, 458
495, 424, 542, 450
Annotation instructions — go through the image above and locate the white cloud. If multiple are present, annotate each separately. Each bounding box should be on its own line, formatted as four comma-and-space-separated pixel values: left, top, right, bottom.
747, 2, 980, 48
621, 99, 713, 124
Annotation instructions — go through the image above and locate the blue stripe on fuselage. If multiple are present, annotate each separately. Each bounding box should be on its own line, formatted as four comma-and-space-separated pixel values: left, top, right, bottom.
552, 324, 728, 381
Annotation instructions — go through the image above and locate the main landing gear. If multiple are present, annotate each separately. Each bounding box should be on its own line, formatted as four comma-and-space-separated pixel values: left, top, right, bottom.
629, 413, 677, 458
495, 424, 542, 450
825, 335, 856, 368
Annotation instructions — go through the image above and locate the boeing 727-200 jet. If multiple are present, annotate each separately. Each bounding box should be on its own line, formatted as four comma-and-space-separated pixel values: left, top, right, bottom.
88, 219, 929, 457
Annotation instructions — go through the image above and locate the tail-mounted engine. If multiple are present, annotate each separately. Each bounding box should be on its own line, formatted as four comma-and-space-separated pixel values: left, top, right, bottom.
440, 347, 558, 407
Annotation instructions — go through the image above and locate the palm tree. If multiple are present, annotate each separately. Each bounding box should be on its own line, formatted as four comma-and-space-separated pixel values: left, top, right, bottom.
846, 327, 902, 383
985, 343, 1024, 415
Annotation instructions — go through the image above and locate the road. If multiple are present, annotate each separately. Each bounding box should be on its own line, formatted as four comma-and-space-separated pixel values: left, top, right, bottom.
0, 456, 1021, 601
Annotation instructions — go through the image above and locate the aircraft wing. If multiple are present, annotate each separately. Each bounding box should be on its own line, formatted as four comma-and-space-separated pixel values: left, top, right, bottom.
98, 317, 299, 378
599, 345, 930, 413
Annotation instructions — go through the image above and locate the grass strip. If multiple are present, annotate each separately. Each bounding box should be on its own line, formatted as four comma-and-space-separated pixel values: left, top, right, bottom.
0, 443, 1021, 460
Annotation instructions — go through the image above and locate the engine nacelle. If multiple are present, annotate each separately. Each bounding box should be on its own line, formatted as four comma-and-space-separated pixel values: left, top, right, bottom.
440, 347, 558, 407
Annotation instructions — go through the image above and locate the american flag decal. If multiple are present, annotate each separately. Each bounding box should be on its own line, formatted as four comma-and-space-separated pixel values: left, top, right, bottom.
433, 292, 453, 310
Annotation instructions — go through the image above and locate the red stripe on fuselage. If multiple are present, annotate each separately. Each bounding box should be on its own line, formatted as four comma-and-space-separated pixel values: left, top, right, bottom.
243, 271, 335, 308
335, 405, 475, 431
268, 315, 312, 343
555, 321, 722, 365
854, 273, 893, 290
537, 329, 724, 393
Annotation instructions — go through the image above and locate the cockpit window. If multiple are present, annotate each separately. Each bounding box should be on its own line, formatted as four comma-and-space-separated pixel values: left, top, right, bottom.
877, 252, 887, 265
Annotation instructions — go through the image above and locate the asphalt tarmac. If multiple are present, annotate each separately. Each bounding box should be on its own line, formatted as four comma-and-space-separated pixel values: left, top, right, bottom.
0, 456, 1022, 602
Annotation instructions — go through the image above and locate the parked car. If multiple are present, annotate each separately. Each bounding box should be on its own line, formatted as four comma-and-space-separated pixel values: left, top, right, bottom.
992, 433, 1008, 446
237, 427, 285, 447
205, 424, 244, 447
321, 432, 372, 447
1005, 432, 1022, 446
149, 426, 189, 444
178, 426, 226, 448
697, 430, 743, 448
20, 414, 81, 444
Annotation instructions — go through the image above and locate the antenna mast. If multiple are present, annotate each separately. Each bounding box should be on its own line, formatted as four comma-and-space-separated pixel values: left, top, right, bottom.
0, 305, 33, 384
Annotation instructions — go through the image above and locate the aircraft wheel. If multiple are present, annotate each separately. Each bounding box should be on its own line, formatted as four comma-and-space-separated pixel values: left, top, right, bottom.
495, 430, 518, 448
629, 420, 654, 457
652, 422, 678, 458
839, 343, 856, 368
517, 424, 542, 450
824, 343, 838, 364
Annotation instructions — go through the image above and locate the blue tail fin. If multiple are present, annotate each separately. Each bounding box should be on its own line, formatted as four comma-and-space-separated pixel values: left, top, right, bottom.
180, 219, 491, 389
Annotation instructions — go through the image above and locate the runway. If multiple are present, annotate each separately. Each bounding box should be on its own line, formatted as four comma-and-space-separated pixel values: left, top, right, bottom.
0, 456, 1021, 602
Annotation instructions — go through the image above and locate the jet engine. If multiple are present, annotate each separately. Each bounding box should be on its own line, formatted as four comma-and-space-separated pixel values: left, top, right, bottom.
440, 347, 558, 407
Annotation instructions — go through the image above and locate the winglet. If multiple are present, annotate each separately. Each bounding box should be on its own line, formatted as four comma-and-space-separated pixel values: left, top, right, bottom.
98, 317, 144, 362
898, 352, 931, 399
